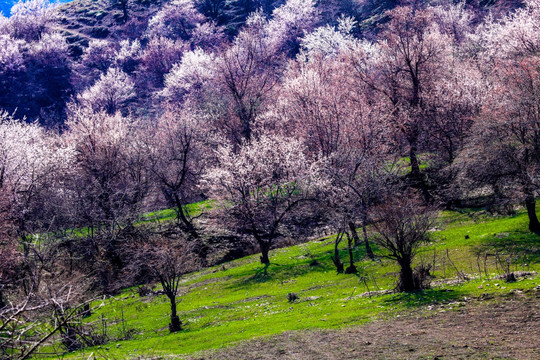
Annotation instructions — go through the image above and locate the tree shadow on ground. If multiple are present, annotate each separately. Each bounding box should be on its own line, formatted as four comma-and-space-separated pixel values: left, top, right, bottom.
384, 288, 462, 308
228, 253, 366, 290
472, 231, 540, 266
225, 240, 384, 290
228, 261, 334, 289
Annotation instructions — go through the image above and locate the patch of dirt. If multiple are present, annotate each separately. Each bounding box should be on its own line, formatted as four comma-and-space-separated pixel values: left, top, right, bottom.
189, 294, 540, 360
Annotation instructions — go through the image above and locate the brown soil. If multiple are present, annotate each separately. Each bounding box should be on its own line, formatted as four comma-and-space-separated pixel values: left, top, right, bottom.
190, 293, 540, 360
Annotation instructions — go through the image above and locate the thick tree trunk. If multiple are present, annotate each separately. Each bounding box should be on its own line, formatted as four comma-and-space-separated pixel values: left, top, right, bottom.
525, 196, 540, 233
332, 247, 344, 273
398, 259, 416, 292
345, 234, 357, 274
178, 208, 197, 236
331, 234, 344, 273
168, 296, 182, 332
259, 241, 271, 265
173, 195, 207, 265
241, 118, 251, 143
173, 194, 198, 237
361, 215, 375, 260
330, 233, 343, 274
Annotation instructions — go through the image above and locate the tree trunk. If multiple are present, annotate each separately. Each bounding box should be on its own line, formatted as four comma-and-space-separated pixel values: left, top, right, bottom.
331, 234, 344, 273
168, 296, 182, 332
348, 222, 360, 247
259, 241, 271, 265
80, 303, 91, 318
398, 259, 416, 292
172, 194, 208, 266
410, 144, 432, 203
345, 233, 357, 274
121, 0, 129, 22
525, 195, 540, 233
409, 144, 421, 179
241, 116, 251, 143
178, 208, 197, 236
361, 215, 375, 260
173, 193, 198, 238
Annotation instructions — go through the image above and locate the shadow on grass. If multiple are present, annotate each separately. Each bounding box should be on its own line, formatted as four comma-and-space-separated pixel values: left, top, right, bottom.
473, 231, 540, 265
385, 288, 462, 307
228, 257, 344, 290
231, 263, 325, 289
226, 242, 383, 290
249, 263, 271, 282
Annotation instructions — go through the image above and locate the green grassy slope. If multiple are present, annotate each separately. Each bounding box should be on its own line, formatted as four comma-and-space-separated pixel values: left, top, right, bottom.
42, 203, 540, 359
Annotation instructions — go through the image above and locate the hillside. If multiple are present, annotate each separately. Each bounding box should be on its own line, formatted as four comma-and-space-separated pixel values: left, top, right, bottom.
40, 204, 540, 359
0, 0, 526, 123
52, 0, 524, 45
1, 0, 540, 359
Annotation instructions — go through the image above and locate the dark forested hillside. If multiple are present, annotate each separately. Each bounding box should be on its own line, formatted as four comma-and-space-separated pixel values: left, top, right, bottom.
54, 0, 524, 45
0, 0, 525, 124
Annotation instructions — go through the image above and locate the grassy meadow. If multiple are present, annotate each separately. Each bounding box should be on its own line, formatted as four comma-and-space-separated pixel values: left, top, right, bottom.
41, 202, 540, 359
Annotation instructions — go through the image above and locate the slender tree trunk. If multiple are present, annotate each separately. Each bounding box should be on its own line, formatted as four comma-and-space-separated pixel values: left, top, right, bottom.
168, 296, 182, 332
121, 0, 129, 22
80, 303, 91, 318
345, 233, 357, 274
525, 195, 540, 233
447, 137, 454, 164
398, 259, 415, 292
360, 215, 375, 260
348, 222, 361, 247
0, 289, 5, 309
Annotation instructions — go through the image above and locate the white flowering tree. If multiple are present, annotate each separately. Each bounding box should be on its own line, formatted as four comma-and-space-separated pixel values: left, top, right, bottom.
78, 67, 135, 115
205, 134, 326, 264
